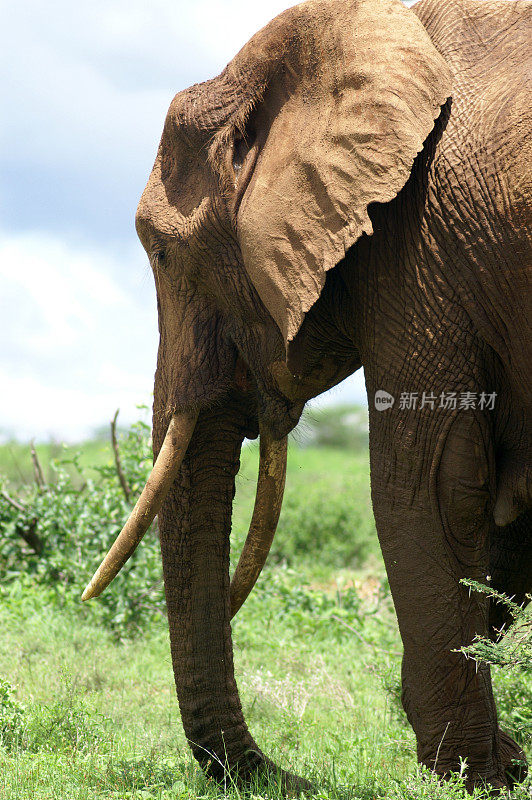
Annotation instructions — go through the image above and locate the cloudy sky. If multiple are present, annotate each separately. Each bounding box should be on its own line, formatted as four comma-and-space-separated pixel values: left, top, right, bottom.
1, 0, 413, 441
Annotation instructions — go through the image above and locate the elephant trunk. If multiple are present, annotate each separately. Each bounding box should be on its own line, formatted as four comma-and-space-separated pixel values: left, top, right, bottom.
82, 389, 307, 787
157, 401, 264, 777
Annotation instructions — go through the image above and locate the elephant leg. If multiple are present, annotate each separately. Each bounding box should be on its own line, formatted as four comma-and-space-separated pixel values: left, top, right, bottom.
489, 510, 532, 636
368, 402, 523, 791
488, 511, 531, 787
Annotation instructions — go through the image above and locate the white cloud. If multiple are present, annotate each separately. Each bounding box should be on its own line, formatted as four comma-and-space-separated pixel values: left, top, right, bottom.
0, 372, 151, 444
1, 235, 127, 353
0, 231, 157, 441
0, 0, 298, 172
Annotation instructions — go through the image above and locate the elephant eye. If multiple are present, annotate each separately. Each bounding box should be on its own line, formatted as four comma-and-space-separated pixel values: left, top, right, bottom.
233, 127, 256, 174
152, 249, 167, 270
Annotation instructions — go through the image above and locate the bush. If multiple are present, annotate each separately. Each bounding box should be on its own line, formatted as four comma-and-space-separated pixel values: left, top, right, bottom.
22, 697, 109, 754
383, 764, 490, 799
270, 478, 376, 569
0, 419, 163, 637
0, 675, 111, 756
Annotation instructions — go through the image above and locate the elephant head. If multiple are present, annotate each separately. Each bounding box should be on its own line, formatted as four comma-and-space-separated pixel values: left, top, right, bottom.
83, 0, 451, 785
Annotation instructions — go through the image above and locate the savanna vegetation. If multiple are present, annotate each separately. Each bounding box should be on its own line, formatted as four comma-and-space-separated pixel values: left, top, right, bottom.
0, 407, 530, 799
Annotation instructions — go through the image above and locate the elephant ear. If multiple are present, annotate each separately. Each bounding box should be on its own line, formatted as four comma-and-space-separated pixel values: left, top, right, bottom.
229, 0, 452, 347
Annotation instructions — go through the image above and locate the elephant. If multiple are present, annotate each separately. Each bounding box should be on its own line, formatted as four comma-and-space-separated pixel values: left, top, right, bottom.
82, 0, 532, 793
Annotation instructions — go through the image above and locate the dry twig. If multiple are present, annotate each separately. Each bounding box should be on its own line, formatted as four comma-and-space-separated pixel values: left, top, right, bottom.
30, 441, 46, 489
1, 489, 25, 513
111, 409, 131, 503
0, 490, 43, 555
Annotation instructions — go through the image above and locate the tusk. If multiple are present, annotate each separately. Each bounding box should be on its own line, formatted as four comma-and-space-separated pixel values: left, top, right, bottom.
81, 410, 198, 601
230, 426, 287, 618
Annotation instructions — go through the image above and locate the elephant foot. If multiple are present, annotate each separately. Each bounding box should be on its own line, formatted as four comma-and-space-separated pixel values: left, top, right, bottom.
461, 731, 528, 795
249, 757, 314, 797
498, 729, 528, 788
270, 766, 315, 797
203, 751, 314, 797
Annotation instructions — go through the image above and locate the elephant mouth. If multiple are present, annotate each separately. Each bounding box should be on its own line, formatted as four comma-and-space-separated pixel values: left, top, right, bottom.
258, 384, 305, 439
81, 407, 289, 619
231, 350, 305, 439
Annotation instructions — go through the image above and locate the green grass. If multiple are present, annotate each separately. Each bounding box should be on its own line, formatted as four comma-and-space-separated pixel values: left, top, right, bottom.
0, 570, 406, 799
0, 443, 530, 799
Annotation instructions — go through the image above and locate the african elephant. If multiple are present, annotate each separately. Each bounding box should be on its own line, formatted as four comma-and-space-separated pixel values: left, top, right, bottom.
83, 0, 532, 792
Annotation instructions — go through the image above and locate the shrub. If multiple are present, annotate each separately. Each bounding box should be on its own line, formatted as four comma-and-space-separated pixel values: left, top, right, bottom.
0, 419, 163, 637
22, 697, 109, 754
0, 676, 111, 756
383, 764, 491, 799
270, 479, 376, 569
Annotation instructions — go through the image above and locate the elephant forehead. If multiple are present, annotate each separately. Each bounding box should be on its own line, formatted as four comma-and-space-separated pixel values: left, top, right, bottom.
136, 136, 215, 245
